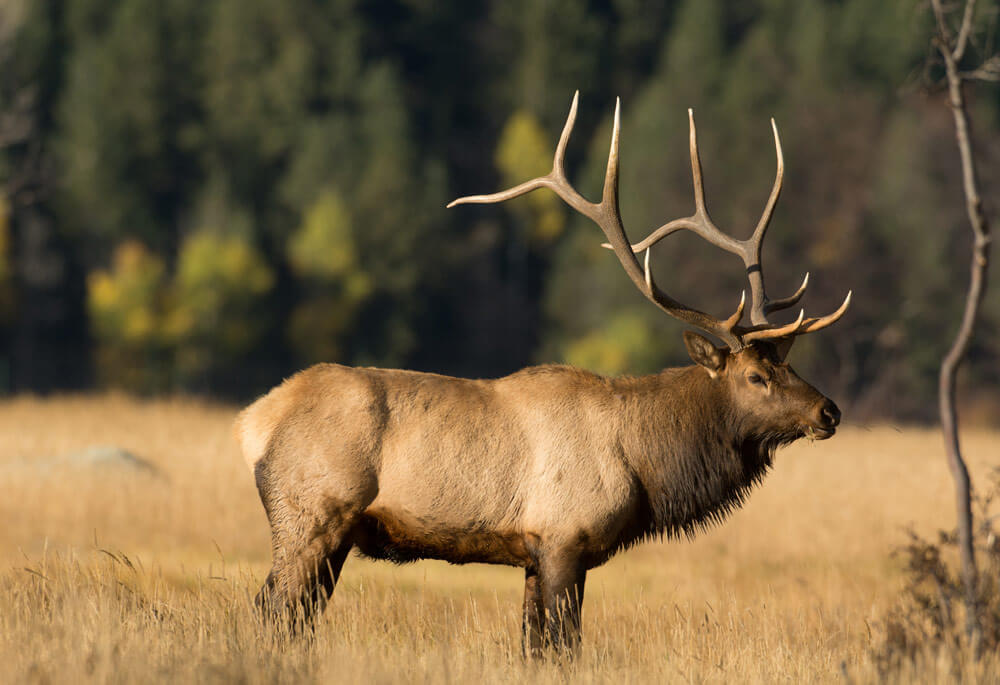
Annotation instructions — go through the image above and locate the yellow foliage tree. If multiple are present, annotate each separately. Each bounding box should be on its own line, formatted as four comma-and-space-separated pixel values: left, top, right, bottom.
288, 191, 367, 292
88, 241, 167, 346
495, 110, 565, 244
563, 311, 664, 377
87, 231, 275, 389
286, 190, 372, 363
170, 231, 275, 378
86, 240, 170, 389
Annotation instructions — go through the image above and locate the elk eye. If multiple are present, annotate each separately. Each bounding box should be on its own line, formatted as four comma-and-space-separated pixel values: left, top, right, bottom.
747, 373, 767, 387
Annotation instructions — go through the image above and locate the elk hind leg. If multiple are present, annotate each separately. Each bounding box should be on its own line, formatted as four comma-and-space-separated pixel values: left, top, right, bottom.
257, 524, 355, 628
253, 453, 376, 628
254, 474, 363, 625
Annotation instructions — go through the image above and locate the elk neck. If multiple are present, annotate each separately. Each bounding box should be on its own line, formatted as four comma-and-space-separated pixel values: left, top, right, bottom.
614, 365, 776, 543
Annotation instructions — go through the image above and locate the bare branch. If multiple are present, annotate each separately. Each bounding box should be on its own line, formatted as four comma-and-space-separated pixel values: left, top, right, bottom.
932, 0, 953, 43
960, 53, 1000, 80
954, 0, 978, 61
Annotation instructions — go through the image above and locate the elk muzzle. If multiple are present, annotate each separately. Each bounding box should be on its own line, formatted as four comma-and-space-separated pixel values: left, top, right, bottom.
806, 398, 841, 440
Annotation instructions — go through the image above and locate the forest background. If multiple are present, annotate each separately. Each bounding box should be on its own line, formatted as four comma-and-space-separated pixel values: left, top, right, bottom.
1, 0, 998, 421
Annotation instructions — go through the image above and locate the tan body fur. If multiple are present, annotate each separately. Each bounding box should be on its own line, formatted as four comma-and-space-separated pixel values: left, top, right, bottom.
241, 364, 642, 569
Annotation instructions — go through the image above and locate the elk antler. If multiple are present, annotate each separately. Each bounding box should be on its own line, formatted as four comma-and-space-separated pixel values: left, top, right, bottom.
448, 92, 850, 351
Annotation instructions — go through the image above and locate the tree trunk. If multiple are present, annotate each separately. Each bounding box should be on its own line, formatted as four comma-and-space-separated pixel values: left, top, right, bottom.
931, 0, 992, 647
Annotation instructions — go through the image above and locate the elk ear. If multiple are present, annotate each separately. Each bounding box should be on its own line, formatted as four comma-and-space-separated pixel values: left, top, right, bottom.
773, 337, 795, 362
683, 331, 726, 375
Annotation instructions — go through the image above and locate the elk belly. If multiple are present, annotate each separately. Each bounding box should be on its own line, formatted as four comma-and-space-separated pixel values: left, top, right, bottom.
353, 506, 532, 566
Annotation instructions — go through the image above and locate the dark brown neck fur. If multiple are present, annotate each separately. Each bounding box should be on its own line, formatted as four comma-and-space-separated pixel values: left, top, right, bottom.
614, 366, 780, 549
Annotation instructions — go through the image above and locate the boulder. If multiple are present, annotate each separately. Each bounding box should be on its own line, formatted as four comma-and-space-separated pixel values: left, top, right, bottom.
1, 445, 163, 478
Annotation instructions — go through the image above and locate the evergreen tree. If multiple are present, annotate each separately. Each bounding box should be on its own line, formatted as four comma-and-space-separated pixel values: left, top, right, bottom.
0, 0, 994, 418
57, 0, 204, 257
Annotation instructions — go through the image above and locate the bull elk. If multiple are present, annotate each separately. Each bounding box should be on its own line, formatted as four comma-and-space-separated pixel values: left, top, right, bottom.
236, 92, 850, 654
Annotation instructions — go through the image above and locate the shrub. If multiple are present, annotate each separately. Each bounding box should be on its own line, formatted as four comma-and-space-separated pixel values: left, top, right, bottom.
874, 470, 1000, 677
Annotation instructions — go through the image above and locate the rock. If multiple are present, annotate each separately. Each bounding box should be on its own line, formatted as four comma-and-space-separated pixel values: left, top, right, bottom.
0, 445, 163, 478
59, 446, 160, 473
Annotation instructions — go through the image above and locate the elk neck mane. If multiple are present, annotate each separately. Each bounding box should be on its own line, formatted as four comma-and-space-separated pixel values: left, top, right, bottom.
613, 365, 787, 547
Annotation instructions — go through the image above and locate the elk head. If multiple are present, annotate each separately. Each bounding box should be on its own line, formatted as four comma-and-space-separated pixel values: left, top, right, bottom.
683, 332, 841, 443
449, 92, 850, 439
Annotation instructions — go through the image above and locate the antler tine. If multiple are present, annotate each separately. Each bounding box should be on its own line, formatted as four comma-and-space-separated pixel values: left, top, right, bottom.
445, 177, 552, 209
743, 309, 806, 343
764, 272, 809, 315
796, 291, 852, 334
744, 291, 851, 343
595, 97, 644, 268
724, 290, 747, 329
643, 248, 653, 292
616, 220, 695, 252
448, 92, 643, 293
600, 110, 745, 256
602, 98, 621, 209
688, 109, 708, 217
552, 91, 579, 181
684, 111, 742, 252
447, 91, 594, 218
740, 117, 784, 327
750, 119, 784, 246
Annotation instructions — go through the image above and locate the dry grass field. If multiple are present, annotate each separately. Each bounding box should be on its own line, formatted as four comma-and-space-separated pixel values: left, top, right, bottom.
1, 394, 998, 683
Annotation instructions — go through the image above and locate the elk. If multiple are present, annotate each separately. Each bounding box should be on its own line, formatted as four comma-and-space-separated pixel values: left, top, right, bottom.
236, 92, 850, 654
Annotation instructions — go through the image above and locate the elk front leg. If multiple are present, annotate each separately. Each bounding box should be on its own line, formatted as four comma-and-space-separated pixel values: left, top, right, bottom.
522, 568, 544, 658
539, 549, 587, 653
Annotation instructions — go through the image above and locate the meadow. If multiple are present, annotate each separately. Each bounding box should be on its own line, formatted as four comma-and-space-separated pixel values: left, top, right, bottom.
1, 394, 998, 683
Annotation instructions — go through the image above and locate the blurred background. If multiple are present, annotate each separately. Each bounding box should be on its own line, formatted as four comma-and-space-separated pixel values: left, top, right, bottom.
0, 0, 997, 421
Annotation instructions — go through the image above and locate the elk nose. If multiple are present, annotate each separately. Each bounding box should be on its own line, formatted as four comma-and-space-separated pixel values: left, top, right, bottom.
819, 400, 841, 428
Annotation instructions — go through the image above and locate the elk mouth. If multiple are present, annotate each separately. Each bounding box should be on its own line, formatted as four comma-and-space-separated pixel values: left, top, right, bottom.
802, 425, 836, 441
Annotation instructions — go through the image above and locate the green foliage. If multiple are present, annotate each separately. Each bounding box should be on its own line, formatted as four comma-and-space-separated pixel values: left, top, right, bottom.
490, 0, 605, 123
563, 311, 664, 377
287, 192, 366, 288
86, 232, 274, 389
88, 241, 167, 347
0, 197, 12, 323
57, 0, 203, 251
495, 111, 551, 193
3, 0, 998, 416
202, 0, 351, 197
171, 231, 274, 378
286, 297, 355, 365
540, 0, 986, 419
87, 241, 170, 389
495, 110, 565, 244
286, 191, 372, 363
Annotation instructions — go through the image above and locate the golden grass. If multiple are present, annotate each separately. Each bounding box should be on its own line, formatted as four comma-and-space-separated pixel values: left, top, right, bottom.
1, 394, 998, 683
